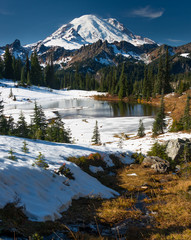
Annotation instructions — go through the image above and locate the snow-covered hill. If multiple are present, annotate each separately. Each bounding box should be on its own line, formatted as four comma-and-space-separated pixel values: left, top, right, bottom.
41, 14, 156, 50
0, 135, 120, 221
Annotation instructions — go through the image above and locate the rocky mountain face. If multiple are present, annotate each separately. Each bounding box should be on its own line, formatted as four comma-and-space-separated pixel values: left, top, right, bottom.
146, 44, 191, 73
0, 39, 28, 60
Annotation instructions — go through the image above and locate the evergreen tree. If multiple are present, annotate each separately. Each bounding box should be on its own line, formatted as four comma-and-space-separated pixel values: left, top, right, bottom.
85, 73, 90, 90
0, 57, 3, 78
180, 95, 191, 130
20, 67, 26, 86
31, 102, 47, 139
0, 93, 3, 117
14, 58, 22, 81
152, 95, 166, 136
30, 52, 42, 85
46, 116, 71, 143
7, 115, 15, 135
92, 120, 101, 145
118, 63, 127, 99
0, 93, 8, 135
25, 54, 30, 76
33, 152, 49, 169
0, 115, 8, 135
9, 88, 13, 98
21, 140, 29, 153
137, 119, 145, 137
8, 148, 17, 161
155, 56, 164, 95
4, 46, 14, 80
142, 66, 148, 99
147, 65, 154, 98
163, 47, 171, 93
27, 71, 31, 86
16, 111, 29, 138
44, 55, 55, 88
111, 69, 117, 95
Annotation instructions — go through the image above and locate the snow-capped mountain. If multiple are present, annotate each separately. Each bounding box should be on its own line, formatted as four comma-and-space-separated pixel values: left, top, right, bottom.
41, 14, 156, 50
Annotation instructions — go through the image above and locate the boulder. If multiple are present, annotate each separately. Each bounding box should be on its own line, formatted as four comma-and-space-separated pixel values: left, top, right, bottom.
142, 156, 170, 173
166, 138, 191, 162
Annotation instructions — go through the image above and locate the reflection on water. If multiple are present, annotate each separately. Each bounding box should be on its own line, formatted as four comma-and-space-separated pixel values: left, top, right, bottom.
7, 98, 158, 119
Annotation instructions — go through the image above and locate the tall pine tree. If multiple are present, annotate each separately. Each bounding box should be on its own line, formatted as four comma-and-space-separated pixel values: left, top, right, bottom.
31, 102, 47, 139
4, 46, 14, 80
180, 95, 191, 130
30, 52, 42, 86
163, 47, 171, 94
16, 111, 29, 138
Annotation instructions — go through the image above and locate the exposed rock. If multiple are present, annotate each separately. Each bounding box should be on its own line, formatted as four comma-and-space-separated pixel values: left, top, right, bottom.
142, 156, 170, 173
166, 138, 191, 162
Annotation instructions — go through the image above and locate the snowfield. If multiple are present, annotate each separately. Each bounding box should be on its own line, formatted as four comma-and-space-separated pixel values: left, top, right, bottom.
0, 135, 121, 222
0, 79, 191, 222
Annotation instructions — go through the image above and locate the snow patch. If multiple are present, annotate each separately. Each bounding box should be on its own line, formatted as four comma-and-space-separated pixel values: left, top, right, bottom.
180, 53, 190, 58
89, 165, 104, 173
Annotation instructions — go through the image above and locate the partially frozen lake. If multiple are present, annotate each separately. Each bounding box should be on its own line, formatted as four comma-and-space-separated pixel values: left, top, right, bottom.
6, 98, 158, 119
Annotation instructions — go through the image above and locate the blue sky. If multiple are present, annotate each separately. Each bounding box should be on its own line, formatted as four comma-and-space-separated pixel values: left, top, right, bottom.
0, 0, 190, 47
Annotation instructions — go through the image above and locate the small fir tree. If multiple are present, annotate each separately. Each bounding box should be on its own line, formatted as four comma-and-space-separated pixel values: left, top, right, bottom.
9, 88, 13, 98
137, 119, 145, 137
33, 152, 49, 169
8, 148, 17, 161
152, 95, 166, 136
0, 92, 4, 117
92, 120, 101, 145
21, 140, 29, 153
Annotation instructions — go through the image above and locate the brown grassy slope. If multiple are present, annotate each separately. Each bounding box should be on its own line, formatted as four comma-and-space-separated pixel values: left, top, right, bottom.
148, 90, 191, 121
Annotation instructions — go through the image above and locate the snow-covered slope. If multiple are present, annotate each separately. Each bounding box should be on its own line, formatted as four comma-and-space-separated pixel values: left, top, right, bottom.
0, 135, 119, 221
41, 14, 155, 49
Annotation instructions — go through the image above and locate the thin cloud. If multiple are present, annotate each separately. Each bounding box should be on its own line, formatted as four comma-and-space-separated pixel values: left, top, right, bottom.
131, 6, 164, 19
167, 39, 185, 43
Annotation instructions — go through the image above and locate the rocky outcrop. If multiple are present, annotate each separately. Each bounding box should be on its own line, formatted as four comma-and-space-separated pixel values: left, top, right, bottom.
166, 138, 191, 162
142, 156, 170, 173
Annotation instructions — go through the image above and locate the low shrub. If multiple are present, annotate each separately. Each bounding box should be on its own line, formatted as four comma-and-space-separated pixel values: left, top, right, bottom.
147, 142, 170, 161
169, 119, 183, 132
68, 153, 106, 174
109, 154, 125, 168
131, 152, 145, 164
55, 163, 75, 180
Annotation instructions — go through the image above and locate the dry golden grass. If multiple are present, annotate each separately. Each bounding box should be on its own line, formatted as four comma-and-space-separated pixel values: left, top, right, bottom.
150, 229, 191, 240
97, 196, 141, 224
119, 165, 160, 192
149, 179, 191, 229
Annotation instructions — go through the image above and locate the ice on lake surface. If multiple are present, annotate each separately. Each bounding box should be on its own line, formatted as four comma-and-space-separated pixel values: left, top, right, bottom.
6, 98, 158, 119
